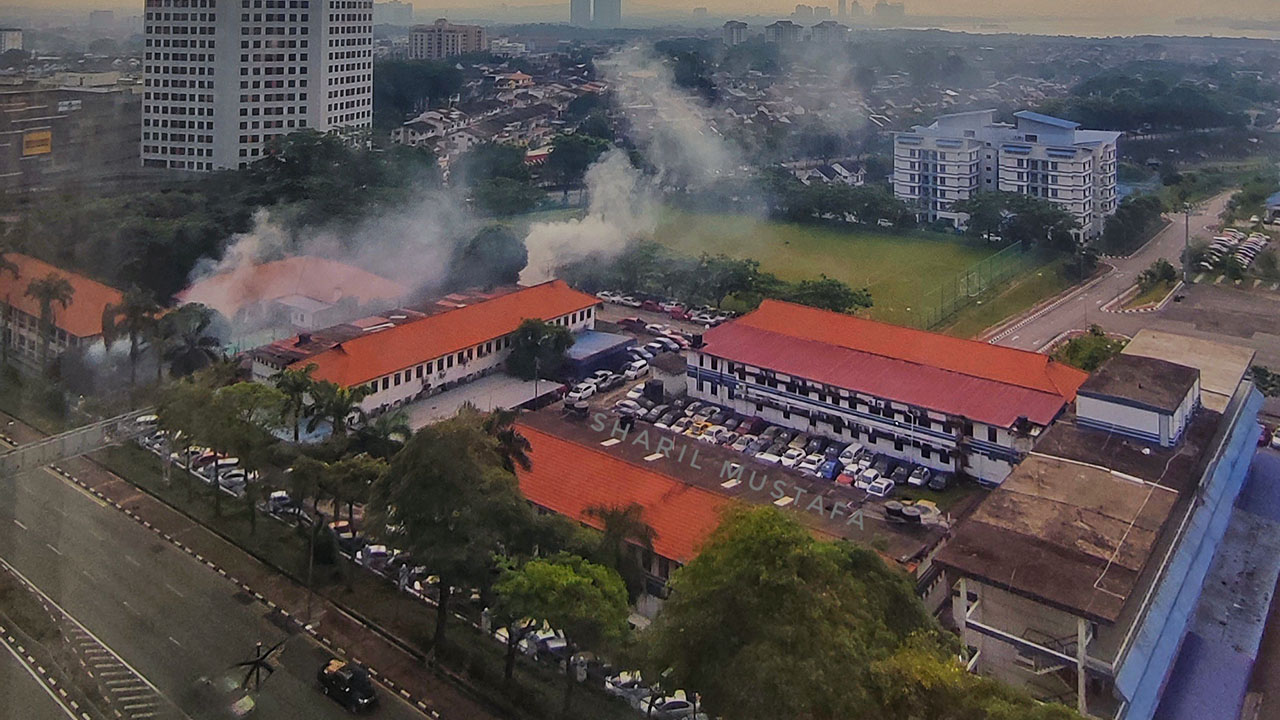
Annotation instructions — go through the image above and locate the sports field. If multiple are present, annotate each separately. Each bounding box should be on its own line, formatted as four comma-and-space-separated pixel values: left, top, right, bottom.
654, 210, 1022, 328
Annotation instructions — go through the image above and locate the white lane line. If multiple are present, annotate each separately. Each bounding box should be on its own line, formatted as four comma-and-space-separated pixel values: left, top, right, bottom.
167, 636, 181, 648
0, 626, 80, 720
163, 583, 185, 598
124, 556, 141, 567
121, 602, 139, 615
45, 543, 62, 556
12, 519, 26, 530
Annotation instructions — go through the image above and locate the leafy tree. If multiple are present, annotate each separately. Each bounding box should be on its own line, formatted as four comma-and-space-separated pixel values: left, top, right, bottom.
272, 362, 317, 442
1052, 325, 1127, 372
544, 133, 609, 196
700, 254, 759, 307
351, 411, 411, 459
776, 274, 873, 313
577, 112, 613, 141
455, 142, 531, 184
372, 59, 463, 129
327, 453, 386, 526
951, 192, 1008, 241
367, 412, 532, 649
24, 273, 74, 369
506, 319, 574, 381
1100, 194, 1166, 255
101, 288, 160, 387
494, 554, 629, 715
1137, 258, 1178, 292
449, 224, 528, 289
479, 406, 532, 473
471, 177, 542, 217
159, 303, 224, 378
156, 379, 212, 480
583, 503, 655, 603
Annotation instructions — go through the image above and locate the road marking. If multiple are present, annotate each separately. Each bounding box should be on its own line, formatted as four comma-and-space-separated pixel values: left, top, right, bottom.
45, 543, 62, 556
12, 519, 26, 530
164, 583, 185, 598
0, 625, 80, 720
168, 636, 181, 648
121, 601, 138, 616
124, 555, 141, 567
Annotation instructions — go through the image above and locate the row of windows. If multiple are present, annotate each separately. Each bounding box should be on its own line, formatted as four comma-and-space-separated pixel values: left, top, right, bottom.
241, 64, 306, 75
146, 11, 216, 20
328, 13, 371, 21
144, 104, 214, 115
144, 132, 213, 143
145, 64, 214, 75
242, 25, 309, 35
241, 38, 307, 48
327, 99, 369, 112
145, 119, 213, 130
328, 49, 371, 60
361, 309, 594, 395
146, 52, 213, 60
145, 80, 214, 91
239, 78, 309, 89
242, 0, 310, 7
240, 12, 308, 20
147, 0, 217, 7
146, 39, 215, 48
143, 145, 213, 157
147, 25, 217, 35
327, 85, 367, 98
242, 52, 304, 61
240, 92, 305, 101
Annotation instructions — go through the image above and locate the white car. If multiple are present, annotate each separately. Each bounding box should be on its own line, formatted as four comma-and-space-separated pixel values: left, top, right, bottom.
586, 369, 613, 385
907, 466, 933, 487
797, 453, 823, 474
754, 452, 782, 465
596, 290, 619, 302
566, 383, 596, 402
619, 296, 642, 308
639, 697, 696, 718
623, 360, 649, 380
838, 442, 864, 465
1272, 429, 1280, 449
855, 468, 880, 491
614, 399, 643, 415
626, 383, 647, 400
628, 347, 655, 361
867, 478, 895, 498
780, 448, 805, 467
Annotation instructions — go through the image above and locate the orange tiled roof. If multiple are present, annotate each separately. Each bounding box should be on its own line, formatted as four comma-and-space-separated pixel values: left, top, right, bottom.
0, 254, 124, 339
297, 280, 599, 387
515, 423, 734, 564
176, 256, 408, 319
731, 299, 1088, 399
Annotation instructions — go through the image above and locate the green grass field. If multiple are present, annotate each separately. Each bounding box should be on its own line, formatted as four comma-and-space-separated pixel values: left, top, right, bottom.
653, 210, 1043, 329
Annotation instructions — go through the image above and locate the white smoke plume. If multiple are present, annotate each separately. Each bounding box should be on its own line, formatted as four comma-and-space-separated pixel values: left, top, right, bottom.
521, 150, 655, 284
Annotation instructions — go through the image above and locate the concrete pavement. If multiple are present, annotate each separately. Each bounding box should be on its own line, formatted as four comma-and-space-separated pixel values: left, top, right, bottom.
989, 191, 1235, 351
0, 459, 429, 720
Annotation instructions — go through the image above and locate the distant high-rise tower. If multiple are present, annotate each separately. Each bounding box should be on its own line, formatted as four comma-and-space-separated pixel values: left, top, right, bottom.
141, 0, 371, 172
722, 20, 748, 45
593, 0, 621, 28
570, 0, 591, 26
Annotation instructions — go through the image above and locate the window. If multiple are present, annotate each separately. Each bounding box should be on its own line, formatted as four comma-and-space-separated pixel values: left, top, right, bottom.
381, 377, 389, 390
987, 426, 998, 443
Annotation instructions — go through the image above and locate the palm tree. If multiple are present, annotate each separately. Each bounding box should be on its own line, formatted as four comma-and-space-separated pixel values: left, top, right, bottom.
24, 273, 74, 369
352, 411, 411, 458
304, 381, 372, 437
481, 407, 531, 473
101, 288, 159, 386
160, 303, 222, 378
584, 503, 656, 603
271, 363, 317, 442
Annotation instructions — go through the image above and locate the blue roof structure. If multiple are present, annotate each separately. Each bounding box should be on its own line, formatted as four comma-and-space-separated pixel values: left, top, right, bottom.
1014, 110, 1082, 130
565, 330, 634, 361
1265, 191, 1280, 209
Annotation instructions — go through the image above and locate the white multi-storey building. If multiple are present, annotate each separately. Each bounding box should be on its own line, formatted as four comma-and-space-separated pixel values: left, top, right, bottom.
893, 109, 1121, 240
142, 0, 372, 172
685, 300, 1088, 485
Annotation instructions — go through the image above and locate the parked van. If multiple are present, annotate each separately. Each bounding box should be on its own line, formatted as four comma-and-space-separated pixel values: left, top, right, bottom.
623, 360, 649, 380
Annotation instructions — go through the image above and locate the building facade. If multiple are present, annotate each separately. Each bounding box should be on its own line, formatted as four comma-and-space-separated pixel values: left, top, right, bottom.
685, 300, 1087, 485
408, 18, 485, 59
809, 19, 848, 42
0, 254, 124, 365
569, 0, 591, 26
764, 19, 802, 43
722, 20, 748, 45
893, 109, 1120, 240
592, 0, 622, 28
0, 84, 142, 192
0, 29, 21, 53
141, 0, 373, 172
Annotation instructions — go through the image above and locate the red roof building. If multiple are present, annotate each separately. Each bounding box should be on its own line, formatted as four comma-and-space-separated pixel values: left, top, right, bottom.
0, 254, 124, 360
689, 300, 1088, 485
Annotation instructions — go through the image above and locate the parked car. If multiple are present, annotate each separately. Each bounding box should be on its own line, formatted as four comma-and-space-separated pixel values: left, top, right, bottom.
644, 323, 669, 336
328, 520, 366, 554
644, 341, 667, 356
628, 347, 654, 362
618, 317, 647, 332
625, 383, 647, 401
818, 459, 843, 480
855, 468, 881, 491
890, 465, 911, 485
907, 466, 933, 488
586, 369, 613, 385
640, 300, 663, 313
597, 373, 625, 392
654, 337, 681, 353
639, 697, 697, 719
804, 437, 826, 455
264, 490, 307, 521
619, 296, 642, 308
595, 290, 619, 302
759, 426, 781, 442
731, 434, 757, 452
317, 658, 377, 712
614, 399, 643, 416
668, 307, 692, 321
928, 472, 953, 492
836, 470, 858, 486
671, 417, 693, 434
797, 453, 824, 474
754, 452, 783, 465
623, 361, 650, 380
566, 383, 595, 402
838, 443, 864, 465
780, 448, 805, 467
787, 434, 808, 451
867, 478, 896, 498
765, 440, 788, 457
655, 412, 678, 429
643, 404, 670, 423
660, 334, 689, 350
605, 675, 652, 705
683, 401, 706, 418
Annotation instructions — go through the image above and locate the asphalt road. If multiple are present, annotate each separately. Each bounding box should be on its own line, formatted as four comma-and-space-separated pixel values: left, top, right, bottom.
0, 463, 427, 720
990, 191, 1235, 351
0, 635, 75, 720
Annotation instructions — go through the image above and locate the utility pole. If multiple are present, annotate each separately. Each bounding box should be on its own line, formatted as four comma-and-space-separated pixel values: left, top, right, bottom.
305, 510, 324, 625
1183, 202, 1192, 284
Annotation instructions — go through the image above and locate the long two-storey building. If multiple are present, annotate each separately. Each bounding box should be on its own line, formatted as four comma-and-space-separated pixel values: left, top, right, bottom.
685, 300, 1088, 485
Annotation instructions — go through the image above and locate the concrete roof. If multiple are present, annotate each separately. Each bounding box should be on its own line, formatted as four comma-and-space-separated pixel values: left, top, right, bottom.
1079, 354, 1199, 414
1121, 330, 1255, 413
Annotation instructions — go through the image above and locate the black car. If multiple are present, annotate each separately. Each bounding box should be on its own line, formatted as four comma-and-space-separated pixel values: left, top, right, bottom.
928, 472, 953, 492
598, 373, 625, 392
805, 437, 826, 455
318, 658, 377, 712
643, 404, 670, 423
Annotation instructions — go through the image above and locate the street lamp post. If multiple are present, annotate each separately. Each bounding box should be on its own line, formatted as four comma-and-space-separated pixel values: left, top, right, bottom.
1183, 202, 1192, 284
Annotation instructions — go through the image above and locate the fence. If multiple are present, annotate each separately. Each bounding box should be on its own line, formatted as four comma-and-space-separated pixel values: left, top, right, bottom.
914, 241, 1035, 329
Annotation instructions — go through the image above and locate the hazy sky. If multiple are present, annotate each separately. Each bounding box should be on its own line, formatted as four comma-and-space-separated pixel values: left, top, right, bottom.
19, 0, 1280, 20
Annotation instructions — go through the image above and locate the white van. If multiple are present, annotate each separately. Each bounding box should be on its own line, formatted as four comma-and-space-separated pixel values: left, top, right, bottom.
623, 360, 649, 380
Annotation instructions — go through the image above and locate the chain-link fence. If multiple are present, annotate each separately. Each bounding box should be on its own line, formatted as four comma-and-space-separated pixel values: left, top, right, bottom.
914, 241, 1034, 329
